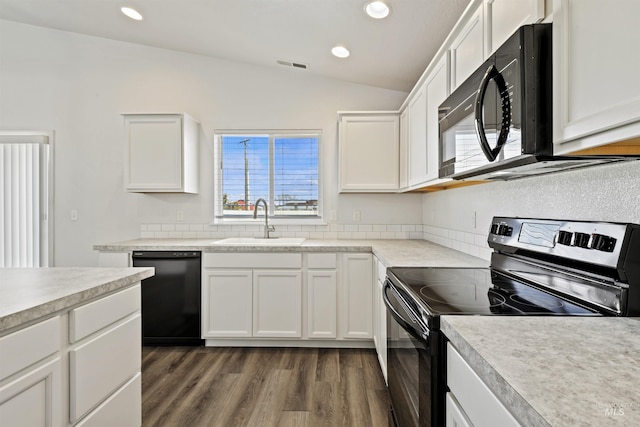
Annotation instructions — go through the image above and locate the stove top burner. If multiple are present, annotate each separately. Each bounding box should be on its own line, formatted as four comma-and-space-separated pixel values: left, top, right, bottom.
387, 266, 600, 317
508, 291, 565, 309
419, 284, 506, 309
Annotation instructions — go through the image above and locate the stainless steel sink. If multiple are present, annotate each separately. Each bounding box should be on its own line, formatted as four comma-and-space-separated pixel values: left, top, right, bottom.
211, 237, 306, 246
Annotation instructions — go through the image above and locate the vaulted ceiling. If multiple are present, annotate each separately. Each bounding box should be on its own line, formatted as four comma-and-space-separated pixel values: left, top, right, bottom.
0, 0, 470, 92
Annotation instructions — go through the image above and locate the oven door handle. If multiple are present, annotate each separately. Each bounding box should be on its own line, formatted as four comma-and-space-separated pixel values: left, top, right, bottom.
474, 64, 511, 162
383, 280, 429, 342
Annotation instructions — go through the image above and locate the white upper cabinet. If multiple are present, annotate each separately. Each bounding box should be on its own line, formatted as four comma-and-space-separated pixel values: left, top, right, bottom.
484, 0, 545, 55
338, 112, 399, 192
449, 2, 484, 92
399, 109, 409, 190
553, 0, 640, 153
406, 53, 450, 188
408, 82, 428, 186
124, 113, 199, 193
425, 54, 450, 183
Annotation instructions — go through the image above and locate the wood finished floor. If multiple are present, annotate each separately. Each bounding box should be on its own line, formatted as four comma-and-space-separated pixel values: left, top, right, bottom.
142, 346, 390, 427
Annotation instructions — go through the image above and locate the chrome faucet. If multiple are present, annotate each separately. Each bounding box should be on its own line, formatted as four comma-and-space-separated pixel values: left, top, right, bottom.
253, 198, 275, 238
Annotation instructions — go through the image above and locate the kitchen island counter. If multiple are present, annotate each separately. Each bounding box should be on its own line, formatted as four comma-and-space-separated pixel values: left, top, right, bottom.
442, 315, 640, 426
0, 267, 154, 333
94, 238, 488, 269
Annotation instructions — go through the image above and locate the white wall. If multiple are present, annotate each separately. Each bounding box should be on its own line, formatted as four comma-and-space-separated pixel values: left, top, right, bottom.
422, 161, 640, 260
0, 20, 422, 266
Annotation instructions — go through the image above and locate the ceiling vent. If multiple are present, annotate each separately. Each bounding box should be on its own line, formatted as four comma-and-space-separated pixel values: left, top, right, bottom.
276, 60, 309, 70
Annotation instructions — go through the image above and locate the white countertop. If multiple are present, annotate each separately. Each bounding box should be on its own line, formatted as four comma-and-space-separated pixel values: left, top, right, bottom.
0, 267, 154, 334
93, 238, 489, 269
442, 316, 640, 427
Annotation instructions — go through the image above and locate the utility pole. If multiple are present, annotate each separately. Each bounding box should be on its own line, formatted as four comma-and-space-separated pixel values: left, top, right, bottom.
239, 139, 250, 210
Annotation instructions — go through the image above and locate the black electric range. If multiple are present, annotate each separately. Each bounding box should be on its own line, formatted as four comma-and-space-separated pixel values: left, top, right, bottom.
384, 217, 640, 427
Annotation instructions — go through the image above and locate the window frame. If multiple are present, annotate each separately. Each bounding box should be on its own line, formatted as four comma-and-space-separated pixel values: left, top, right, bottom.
213, 130, 323, 225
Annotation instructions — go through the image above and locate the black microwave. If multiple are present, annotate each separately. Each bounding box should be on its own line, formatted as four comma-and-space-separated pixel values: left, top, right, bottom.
438, 24, 553, 180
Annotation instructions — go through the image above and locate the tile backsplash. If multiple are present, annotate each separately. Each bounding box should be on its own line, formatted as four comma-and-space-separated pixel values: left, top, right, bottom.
139, 223, 492, 261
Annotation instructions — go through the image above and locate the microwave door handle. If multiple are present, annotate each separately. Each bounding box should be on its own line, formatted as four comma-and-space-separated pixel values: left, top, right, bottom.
474, 65, 511, 162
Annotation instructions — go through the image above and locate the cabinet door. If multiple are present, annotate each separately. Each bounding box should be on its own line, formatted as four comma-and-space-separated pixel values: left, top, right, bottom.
450, 3, 484, 91
339, 113, 399, 192
202, 270, 253, 337
307, 270, 337, 339
253, 270, 302, 338
124, 114, 199, 193
408, 83, 428, 186
340, 254, 373, 339
376, 276, 388, 382
0, 358, 61, 427
399, 109, 409, 189
484, 0, 544, 55
553, 0, 640, 152
425, 54, 450, 183
125, 114, 183, 191
446, 393, 473, 427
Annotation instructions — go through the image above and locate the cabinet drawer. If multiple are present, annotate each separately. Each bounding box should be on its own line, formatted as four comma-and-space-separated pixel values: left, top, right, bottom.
75, 373, 141, 427
70, 315, 141, 422
204, 252, 302, 269
447, 343, 520, 427
307, 253, 337, 269
70, 285, 141, 343
0, 316, 60, 381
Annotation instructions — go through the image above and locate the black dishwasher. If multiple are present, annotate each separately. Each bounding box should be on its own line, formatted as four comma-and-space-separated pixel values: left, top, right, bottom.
132, 251, 203, 346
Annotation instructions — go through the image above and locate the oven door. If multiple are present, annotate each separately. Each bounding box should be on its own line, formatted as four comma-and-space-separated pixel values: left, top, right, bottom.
384, 279, 443, 427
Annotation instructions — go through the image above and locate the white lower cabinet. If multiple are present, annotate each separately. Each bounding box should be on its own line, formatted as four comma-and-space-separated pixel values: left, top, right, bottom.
0, 316, 62, 427
446, 393, 473, 427
0, 284, 142, 427
202, 253, 303, 339
447, 342, 521, 427
74, 373, 141, 427
203, 270, 253, 337
372, 256, 387, 382
253, 270, 302, 337
69, 315, 141, 422
340, 253, 373, 340
202, 252, 372, 345
307, 270, 337, 339
68, 284, 142, 426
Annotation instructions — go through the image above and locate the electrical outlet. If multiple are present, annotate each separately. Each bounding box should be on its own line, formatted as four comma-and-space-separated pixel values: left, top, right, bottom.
70, 210, 78, 221
353, 210, 361, 222
471, 211, 477, 229
177, 210, 184, 221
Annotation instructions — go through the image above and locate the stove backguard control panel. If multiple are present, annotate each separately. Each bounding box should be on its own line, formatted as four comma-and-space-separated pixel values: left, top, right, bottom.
487, 217, 640, 270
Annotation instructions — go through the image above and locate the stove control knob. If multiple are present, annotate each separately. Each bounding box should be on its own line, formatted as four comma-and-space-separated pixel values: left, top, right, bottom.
573, 232, 590, 248
557, 230, 573, 246
497, 224, 513, 236
589, 234, 617, 252
490, 223, 499, 235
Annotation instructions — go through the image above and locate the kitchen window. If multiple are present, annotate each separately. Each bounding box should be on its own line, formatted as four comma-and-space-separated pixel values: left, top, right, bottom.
214, 131, 320, 222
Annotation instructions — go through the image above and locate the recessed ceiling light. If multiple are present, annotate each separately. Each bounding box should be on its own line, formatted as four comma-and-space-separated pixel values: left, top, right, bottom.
121, 7, 143, 21
331, 46, 350, 58
364, 1, 391, 19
